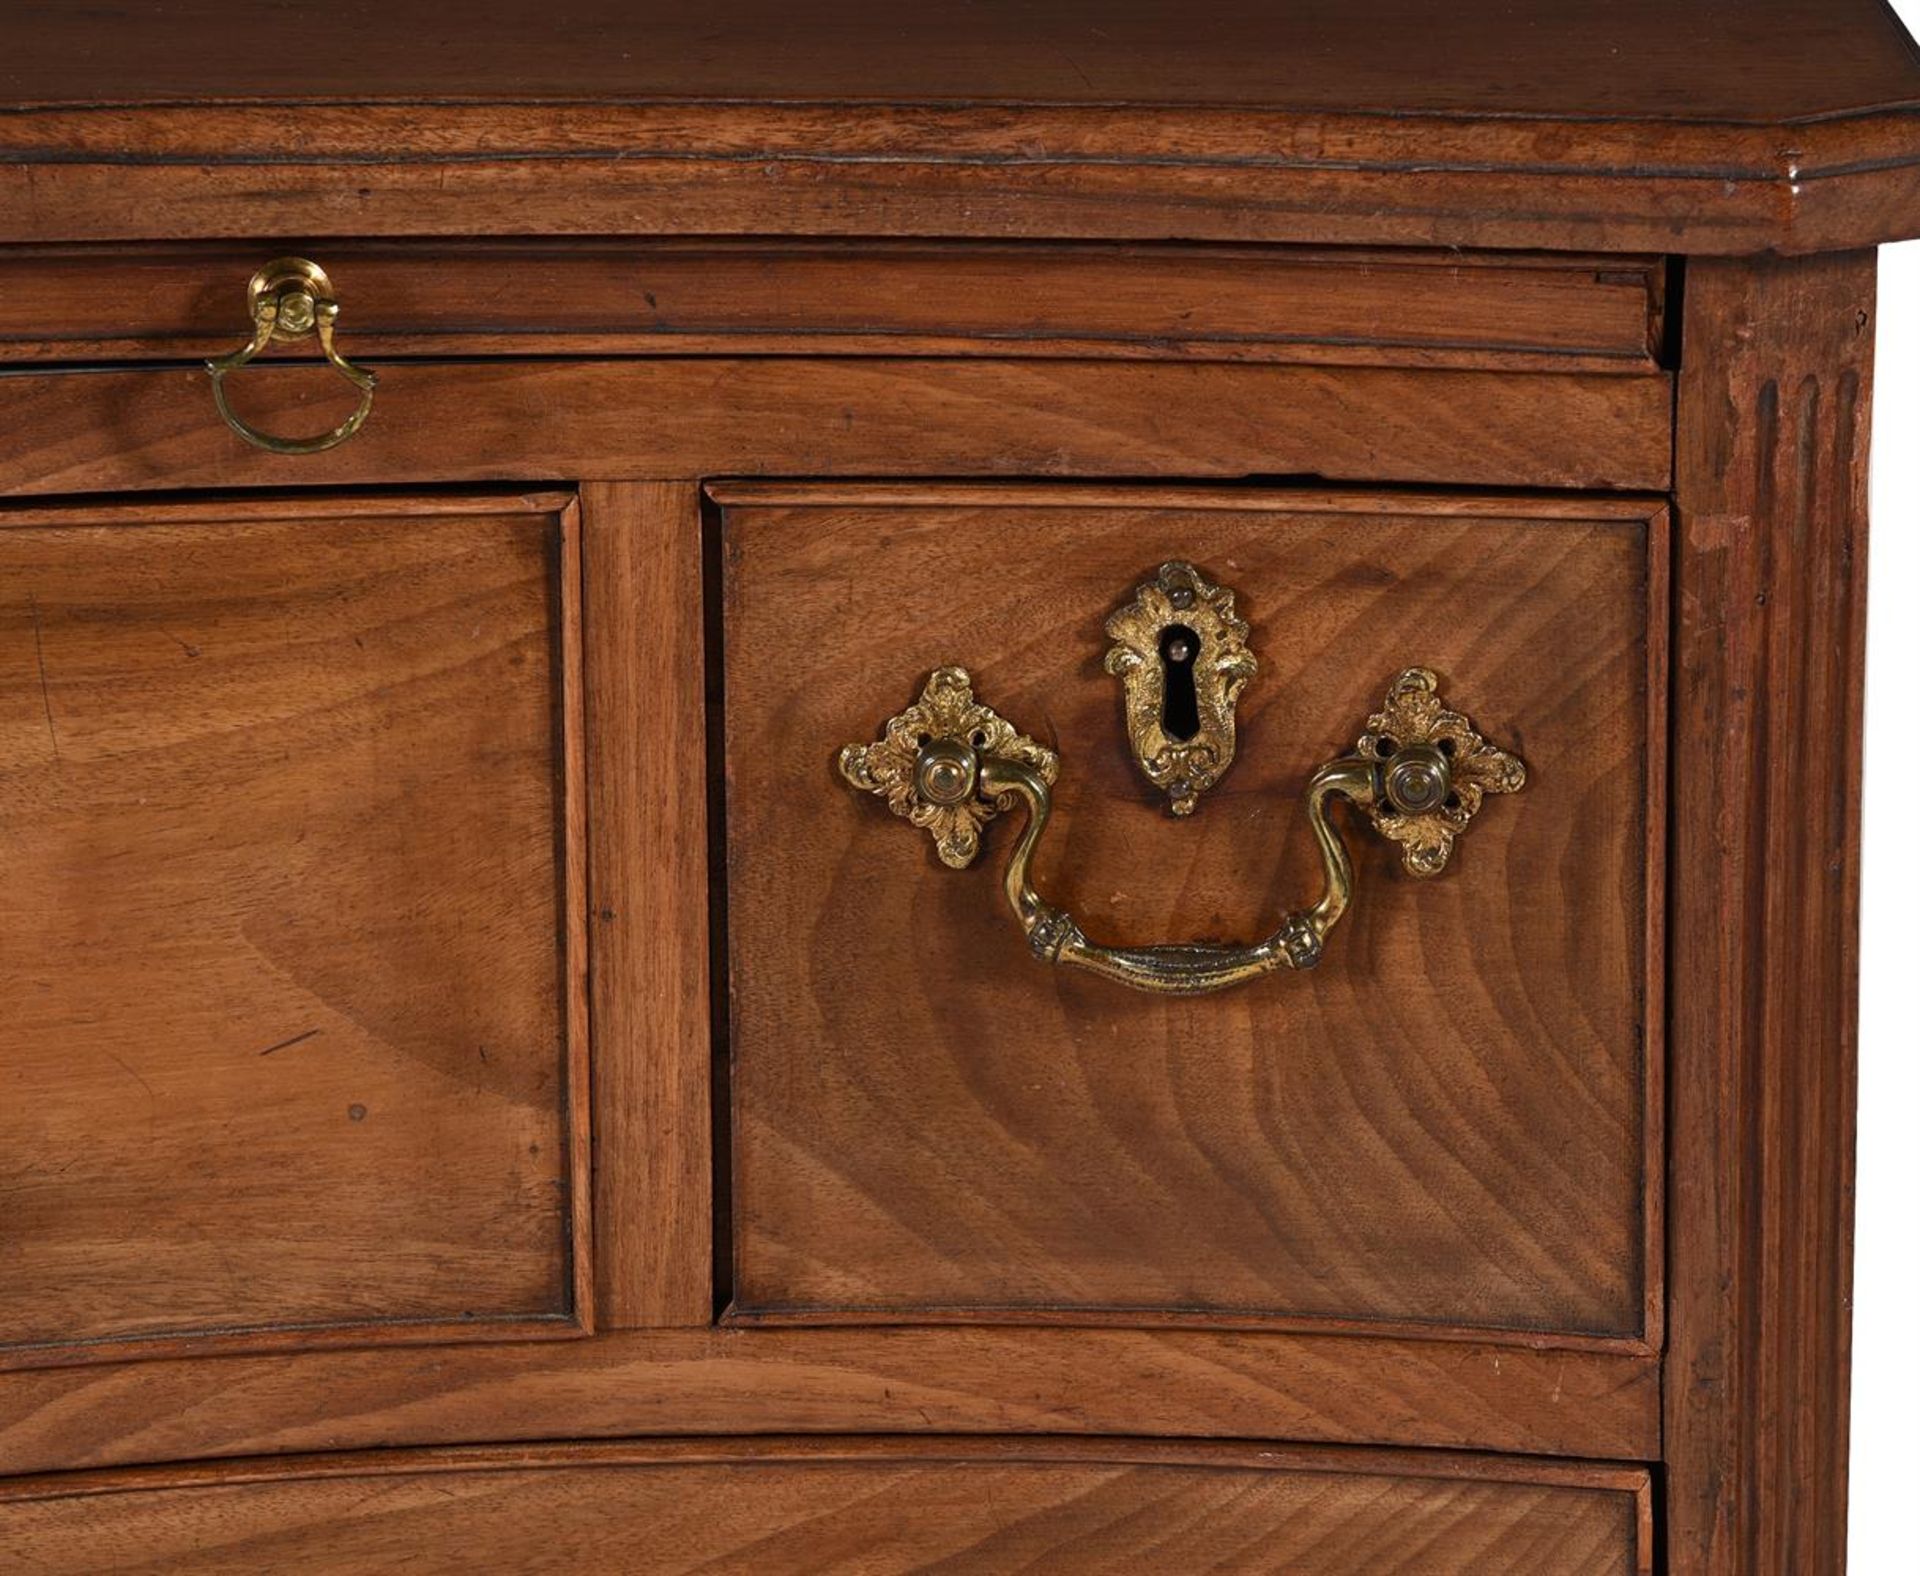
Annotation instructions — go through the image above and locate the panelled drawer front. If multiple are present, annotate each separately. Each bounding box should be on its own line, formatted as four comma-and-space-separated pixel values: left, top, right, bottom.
720, 485, 1662, 1343
0, 1440, 1655, 1575
0, 492, 588, 1366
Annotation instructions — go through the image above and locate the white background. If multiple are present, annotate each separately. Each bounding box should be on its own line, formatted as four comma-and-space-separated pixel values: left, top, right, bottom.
1853, 1, 1920, 1559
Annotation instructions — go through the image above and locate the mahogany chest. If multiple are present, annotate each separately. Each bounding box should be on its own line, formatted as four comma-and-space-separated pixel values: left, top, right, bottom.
0, 2, 1912, 1570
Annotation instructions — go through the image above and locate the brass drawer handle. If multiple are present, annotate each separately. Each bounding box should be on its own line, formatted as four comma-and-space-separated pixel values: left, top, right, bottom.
205, 258, 377, 455
839, 666, 1525, 995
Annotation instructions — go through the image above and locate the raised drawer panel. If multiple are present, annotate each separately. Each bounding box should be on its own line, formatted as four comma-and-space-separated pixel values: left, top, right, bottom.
0, 492, 587, 1365
0, 1440, 1655, 1575
719, 485, 1662, 1342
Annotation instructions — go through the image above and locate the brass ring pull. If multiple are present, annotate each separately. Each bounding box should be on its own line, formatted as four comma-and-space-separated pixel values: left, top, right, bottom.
840, 666, 1525, 996
205, 258, 377, 455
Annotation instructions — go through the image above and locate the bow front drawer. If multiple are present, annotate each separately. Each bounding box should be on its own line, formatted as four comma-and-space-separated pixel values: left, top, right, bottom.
0, 1440, 1655, 1575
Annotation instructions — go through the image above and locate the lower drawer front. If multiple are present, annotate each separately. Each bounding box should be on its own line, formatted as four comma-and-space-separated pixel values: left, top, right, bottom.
0, 1441, 1652, 1574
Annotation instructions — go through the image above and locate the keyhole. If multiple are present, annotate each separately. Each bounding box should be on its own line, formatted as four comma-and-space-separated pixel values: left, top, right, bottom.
1159, 624, 1201, 741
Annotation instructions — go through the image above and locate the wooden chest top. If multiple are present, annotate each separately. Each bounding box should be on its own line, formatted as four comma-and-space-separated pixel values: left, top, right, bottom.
6, 0, 1920, 252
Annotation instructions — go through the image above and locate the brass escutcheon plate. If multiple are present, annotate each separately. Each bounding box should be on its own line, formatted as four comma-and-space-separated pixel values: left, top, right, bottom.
1104, 561, 1256, 815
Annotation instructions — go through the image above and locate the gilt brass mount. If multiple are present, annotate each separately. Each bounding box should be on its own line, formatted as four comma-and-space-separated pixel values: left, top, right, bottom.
836, 666, 1059, 870
1355, 666, 1529, 877
838, 665, 1526, 995
1104, 561, 1256, 815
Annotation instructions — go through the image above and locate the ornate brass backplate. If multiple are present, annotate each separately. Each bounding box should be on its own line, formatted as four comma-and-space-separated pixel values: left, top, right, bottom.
836, 666, 1059, 869
1104, 561, 1256, 815
1355, 667, 1528, 876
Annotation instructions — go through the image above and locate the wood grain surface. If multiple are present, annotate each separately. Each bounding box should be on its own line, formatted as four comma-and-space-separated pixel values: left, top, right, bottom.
1665, 252, 1875, 1575
0, 1437, 1654, 1575
3, 0, 1908, 118
2, 2, 1918, 252
0, 358, 1674, 499
581, 483, 713, 1327
0, 1325, 1660, 1478
721, 486, 1661, 1341
0, 492, 588, 1366
10, 102, 1920, 257
0, 242, 1666, 373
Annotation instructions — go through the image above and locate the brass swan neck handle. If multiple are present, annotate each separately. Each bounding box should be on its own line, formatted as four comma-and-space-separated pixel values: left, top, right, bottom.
839, 666, 1525, 996
978, 752, 1370, 991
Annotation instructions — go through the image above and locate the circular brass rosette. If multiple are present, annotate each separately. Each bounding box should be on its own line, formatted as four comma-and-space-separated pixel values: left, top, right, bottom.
206, 257, 379, 456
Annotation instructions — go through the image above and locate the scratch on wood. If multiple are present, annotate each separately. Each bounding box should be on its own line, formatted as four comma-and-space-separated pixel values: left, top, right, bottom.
26, 591, 59, 761
187, 1219, 244, 1302
101, 1048, 156, 1103
258, 1028, 323, 1057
